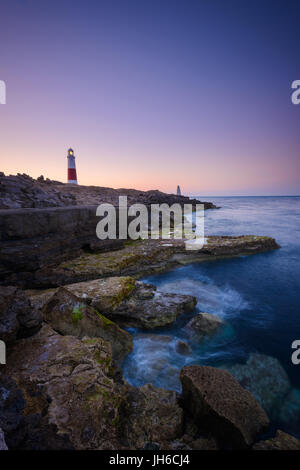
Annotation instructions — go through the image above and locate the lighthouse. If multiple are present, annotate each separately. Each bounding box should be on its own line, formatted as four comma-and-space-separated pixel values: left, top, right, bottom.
67, 148, 78, 184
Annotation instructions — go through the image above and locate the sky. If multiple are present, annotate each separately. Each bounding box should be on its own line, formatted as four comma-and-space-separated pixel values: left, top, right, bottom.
0, 0, 299, 196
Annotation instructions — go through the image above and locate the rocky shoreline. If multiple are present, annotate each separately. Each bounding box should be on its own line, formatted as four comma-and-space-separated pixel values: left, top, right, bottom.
1, 229, 296, 450
0, 177, 298, 450
0, 174, 217, 287
0, 173, 218, 210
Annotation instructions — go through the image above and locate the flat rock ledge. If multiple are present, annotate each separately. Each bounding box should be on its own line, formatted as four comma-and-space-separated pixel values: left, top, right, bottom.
25, 235, 280, 288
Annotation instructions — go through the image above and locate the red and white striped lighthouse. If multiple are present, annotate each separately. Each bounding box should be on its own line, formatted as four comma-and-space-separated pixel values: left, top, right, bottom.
67, 148, 78, 184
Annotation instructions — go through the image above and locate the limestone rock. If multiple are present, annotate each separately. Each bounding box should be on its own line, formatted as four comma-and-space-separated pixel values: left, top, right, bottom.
184, 313, 224, 340
66, 277, 197, 329
120, 383, 183, 449
108, 282, 196, 329
0, 325, 190, 450
48, 236, 279, 288
63, 277, 137, 314
0, 286, 42, 343
253, 430, 300, 450
0, 173, 216, 210
27, 277, 137, 312
0, 325, 127, 450
42, 287, 132, 362
31, 278, 197, 329
180, 365, 269, 448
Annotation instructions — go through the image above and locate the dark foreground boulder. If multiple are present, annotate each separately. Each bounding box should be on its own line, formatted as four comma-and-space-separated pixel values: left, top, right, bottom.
253, 430, 300, 450
0, 286, 42, 343
180, 365, 269, 449
42, 287, 132, 363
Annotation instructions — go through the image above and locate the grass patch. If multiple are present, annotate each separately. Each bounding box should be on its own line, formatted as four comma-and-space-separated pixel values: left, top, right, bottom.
72, 303, 84, 325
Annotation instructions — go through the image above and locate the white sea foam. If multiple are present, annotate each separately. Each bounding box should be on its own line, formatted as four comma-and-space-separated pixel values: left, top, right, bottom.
157, 279, 250, 317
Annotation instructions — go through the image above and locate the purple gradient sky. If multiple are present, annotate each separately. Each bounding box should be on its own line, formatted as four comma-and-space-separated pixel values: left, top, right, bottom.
0, 0, 299, 195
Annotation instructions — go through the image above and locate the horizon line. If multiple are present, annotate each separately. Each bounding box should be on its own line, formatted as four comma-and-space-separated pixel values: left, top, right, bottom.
188, 194, 300, 198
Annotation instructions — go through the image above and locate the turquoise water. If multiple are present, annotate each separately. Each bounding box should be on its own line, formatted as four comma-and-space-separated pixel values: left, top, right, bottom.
123, 197, 300, 438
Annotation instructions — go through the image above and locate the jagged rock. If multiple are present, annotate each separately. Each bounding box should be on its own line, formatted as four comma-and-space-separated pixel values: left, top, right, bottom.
28, 277, 137, 312
184, 313, 224, 341
107, 283, 197, 329
26, 288, 58, 311
62, 277, 138, 315
0, 173, 75, 209
0, 428, 8, 450
0, 325, 128, 449
42, 287, 132, 362
0, 373, 73, 450
225, 353, 291, 418
253, 430, 300, 450
120, 383, 183, 449
0, 173, 217, 210
0, 286, 42, 343
30, 277, 197, 329
180, 365, 269, 449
